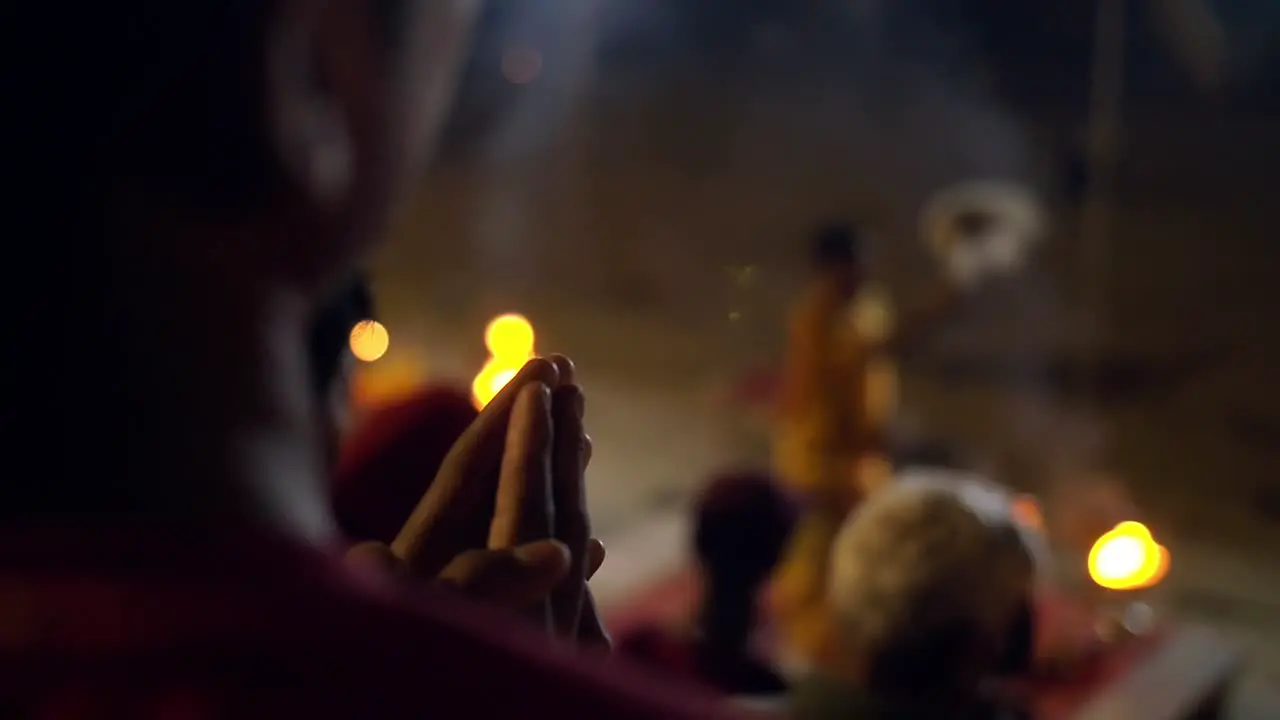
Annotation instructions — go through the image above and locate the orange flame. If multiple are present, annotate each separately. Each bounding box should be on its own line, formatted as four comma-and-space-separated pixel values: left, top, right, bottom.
1087, 521, 1170, 591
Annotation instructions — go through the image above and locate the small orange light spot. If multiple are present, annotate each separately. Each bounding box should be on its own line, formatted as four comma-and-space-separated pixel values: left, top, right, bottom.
349, 320, 389, 362
1011, 494, 1044, 531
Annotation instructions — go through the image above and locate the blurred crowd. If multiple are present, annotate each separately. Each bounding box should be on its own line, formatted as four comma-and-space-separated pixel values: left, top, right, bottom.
3, 0, 1089, 717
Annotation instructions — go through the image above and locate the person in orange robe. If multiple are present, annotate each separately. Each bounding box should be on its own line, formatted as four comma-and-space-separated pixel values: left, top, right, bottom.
771, 224, 957, 664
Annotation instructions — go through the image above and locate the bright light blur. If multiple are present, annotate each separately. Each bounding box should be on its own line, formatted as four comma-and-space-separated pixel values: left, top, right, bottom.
484, 314, 536, 358
472, 366, 519, 409
851, 285, 895, 343
474, 314, 537, 408
349, 320, 390, 362
352, 355, 428, 411
1087, 521, 1171, 591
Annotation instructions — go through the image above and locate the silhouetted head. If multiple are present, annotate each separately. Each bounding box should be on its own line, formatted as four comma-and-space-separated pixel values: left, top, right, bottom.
8, 0, 481, 517
810, 224, 864, 299
308, 277, 375, 467
694, 471, 799, 592
333, 384, 478, 544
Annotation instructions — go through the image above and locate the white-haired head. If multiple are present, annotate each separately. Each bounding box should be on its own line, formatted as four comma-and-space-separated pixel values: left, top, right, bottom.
827, 473, 1038, 700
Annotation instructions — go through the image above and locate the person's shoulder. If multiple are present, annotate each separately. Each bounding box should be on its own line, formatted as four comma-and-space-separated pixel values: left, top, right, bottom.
0, 533, 736, 720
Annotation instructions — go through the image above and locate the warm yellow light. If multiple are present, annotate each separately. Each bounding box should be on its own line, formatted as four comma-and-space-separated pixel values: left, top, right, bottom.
351, 355, 428, 410
1087, 521, 1170, 591
484, 314, 536, 360
473, 314, 536, 409
349, 320, 390, 362
472, 364, 519, 409
851, 285, 895, 344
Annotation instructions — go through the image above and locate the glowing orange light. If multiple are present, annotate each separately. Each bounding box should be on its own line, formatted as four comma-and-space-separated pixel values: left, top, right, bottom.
1087, 521, 1170, 591
349, 320, 390, 362
473, 314, 536, 408
352, 356, 428, 411
1010, 494, 1044, 531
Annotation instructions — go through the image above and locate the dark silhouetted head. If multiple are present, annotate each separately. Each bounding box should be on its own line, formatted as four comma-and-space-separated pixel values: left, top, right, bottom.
8, 0, 483, 516
333, 384, 478, 544
693, 471, 799, 591
810, 224, 864, 298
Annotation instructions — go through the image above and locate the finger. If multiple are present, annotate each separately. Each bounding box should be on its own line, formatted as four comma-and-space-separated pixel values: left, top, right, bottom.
488, 381, 554, 548
549, 384, 589, 636
577, 539, 609, 647
345, 541, 408, 581
392, 358, 558, 574
585, 537, 606, 580
436, 540, 570, 610
547, 354, 576, 386
575, 586, 612, 650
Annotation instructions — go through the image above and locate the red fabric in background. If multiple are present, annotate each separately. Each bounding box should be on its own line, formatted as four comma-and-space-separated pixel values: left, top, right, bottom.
333, 384, 477, 544
0, 529, 736, 719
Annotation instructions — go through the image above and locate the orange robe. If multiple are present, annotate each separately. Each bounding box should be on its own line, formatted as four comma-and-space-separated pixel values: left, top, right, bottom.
770, 281, 871, 661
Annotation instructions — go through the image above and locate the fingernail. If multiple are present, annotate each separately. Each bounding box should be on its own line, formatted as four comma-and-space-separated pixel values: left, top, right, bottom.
514, 539, 570, 567
586, 538, 606, 577
521, 380, 552, 407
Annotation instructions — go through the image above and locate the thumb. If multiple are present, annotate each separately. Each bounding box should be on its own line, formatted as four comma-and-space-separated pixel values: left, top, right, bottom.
436, 540, 571, 609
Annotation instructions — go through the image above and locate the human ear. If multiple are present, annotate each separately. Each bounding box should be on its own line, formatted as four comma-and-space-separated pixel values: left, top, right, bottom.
265, 0, 358, 208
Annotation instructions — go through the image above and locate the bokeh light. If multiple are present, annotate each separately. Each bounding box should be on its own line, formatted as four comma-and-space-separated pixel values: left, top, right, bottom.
1087, 521, 1171, 591
472, 366, 520, 410
474, 314, 537, 408
1010, 494, 1045, 531
851, 285, 895, 343
484, 314, 536, 359
349, 320, 390, 362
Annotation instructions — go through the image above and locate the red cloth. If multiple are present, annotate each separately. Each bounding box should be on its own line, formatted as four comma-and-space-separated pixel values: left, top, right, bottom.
333, 385, 478, 544
0, 528, 737, 719
618, 625, 700, 679
617, 624, 789, 698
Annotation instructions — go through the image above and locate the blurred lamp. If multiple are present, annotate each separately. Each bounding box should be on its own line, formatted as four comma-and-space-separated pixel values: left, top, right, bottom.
350, 320, 390, 363
1087, 521, 1170, 591
473, 314, 536, 408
